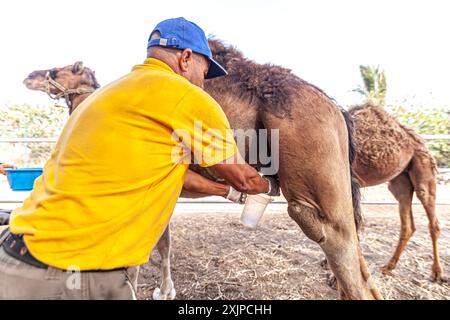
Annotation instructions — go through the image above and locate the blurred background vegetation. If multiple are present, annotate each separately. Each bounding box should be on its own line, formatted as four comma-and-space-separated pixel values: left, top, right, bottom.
0, 104, 68, 166
389, 106, 449, 167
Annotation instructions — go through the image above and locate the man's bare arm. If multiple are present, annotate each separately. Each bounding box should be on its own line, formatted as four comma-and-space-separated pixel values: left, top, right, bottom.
182, 169, 229, 197
210, 154, 275, 195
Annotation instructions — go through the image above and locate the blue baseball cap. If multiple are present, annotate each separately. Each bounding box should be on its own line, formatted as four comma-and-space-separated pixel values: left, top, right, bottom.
147, 17, 227, 79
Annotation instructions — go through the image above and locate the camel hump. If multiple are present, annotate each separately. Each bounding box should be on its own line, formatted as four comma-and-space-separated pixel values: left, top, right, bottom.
348, 103, 436, 169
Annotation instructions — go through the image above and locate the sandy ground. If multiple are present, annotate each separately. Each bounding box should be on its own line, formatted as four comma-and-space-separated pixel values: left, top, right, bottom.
1, 179, 449, 300
138, 203, 450, 300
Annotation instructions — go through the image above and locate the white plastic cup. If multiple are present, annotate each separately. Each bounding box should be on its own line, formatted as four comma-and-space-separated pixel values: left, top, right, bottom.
240, 193, 272, 228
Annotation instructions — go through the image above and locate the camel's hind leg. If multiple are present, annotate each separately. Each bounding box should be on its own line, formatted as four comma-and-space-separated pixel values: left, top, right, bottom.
381, 173, 415, 275
288, 201, 382, 300
408, 156, 444, 282
260, 104, 381, 299
153, 226, 176, 300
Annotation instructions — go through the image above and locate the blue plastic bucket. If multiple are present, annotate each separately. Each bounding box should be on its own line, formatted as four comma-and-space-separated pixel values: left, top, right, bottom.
4, 168, 43, 191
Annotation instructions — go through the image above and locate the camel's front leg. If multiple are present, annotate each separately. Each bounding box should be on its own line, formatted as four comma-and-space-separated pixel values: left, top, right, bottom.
288, 201, 382, 300
153, 225, 176, 300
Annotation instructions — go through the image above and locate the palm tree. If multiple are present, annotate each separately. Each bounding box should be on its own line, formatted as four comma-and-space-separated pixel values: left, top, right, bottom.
354, 65, 387, 106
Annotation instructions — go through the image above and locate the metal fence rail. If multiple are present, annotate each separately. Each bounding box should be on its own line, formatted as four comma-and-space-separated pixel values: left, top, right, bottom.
2, 135, 449, 172
421, 134, 450, 140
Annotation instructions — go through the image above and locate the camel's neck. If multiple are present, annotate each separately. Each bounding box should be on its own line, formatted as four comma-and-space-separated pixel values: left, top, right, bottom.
68, 92, 92, 114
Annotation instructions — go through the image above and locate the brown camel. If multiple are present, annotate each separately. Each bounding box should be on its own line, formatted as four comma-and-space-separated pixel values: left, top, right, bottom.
23, 61, 100, 114
349, 103, 443, 281
23, 44, 382, 299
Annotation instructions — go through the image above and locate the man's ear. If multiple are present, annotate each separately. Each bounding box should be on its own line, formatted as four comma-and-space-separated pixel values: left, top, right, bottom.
72, 61, 84, 74
179, 49, 193, 73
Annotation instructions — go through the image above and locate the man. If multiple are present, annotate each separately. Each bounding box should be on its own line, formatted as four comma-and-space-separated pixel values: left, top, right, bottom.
0, 17, 279, 299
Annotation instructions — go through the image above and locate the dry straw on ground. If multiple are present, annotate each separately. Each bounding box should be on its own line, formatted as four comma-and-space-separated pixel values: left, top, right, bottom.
138, 204, 450, 300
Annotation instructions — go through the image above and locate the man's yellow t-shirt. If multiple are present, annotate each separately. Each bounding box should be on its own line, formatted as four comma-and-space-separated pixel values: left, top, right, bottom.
10, 58, 238, 271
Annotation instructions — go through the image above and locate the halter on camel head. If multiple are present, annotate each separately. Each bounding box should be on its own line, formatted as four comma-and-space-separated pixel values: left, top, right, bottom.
44, 69, 96, 112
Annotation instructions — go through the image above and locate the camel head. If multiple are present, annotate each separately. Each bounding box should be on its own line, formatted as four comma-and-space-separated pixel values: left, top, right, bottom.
24, 61, 100, 93
23, 61, 100, 113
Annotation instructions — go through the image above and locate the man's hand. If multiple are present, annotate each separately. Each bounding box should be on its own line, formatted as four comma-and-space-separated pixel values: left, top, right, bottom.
211, 154, 270, 195
226, 186, 247, 204
211, 153, 282, 197
262, 175, 281, 197
0, 163, 16, 175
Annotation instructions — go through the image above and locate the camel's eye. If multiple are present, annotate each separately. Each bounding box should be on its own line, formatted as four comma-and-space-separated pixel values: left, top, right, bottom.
49, 69, 58, 80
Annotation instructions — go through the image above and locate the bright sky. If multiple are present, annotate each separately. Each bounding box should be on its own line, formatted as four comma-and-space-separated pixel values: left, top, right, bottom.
1, 0, 450, 110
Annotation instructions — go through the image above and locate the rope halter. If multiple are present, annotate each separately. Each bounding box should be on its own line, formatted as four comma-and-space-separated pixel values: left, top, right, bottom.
44, 70, 96, 110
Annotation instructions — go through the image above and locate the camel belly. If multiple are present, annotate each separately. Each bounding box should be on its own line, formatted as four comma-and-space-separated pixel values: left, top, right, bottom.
354, 155, 412, 187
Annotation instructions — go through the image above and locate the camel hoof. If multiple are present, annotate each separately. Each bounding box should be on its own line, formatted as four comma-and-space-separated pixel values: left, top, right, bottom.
380, 265, 394, 276
153, 287, 176, 300
431, 266, 445, 283
432, 276, 447, 284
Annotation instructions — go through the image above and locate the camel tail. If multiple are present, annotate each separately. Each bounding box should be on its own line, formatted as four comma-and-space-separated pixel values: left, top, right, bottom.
341, 108, 363, 231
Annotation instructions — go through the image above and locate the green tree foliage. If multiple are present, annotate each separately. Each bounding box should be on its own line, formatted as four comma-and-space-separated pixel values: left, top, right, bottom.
389, 105, 450, 167
0, 104, 68, 166
354, 65, 387, 106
